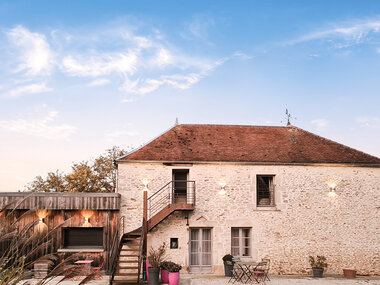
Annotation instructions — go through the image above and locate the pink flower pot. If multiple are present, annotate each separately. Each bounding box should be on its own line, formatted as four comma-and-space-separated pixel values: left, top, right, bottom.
161, 269, 169, 283
146, 259, 152, 282
168, 272, 180, 285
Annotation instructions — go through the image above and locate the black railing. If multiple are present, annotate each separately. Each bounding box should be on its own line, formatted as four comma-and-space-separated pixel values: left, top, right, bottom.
147, 180, 195, 219
109, 217, 121, 284
137, 219, 145, 285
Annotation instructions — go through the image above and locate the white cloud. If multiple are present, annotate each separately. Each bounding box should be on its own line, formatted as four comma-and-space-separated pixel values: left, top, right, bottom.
62, 52, 138, 77
120, 58, 225, 95
311, 119, 329, 130
288, 19, 380, 47
8, 82, 52, 97
0, 107, 76, 139
7, 26, 54, 76
88, 78, 111, 87
4, 24, 231, 99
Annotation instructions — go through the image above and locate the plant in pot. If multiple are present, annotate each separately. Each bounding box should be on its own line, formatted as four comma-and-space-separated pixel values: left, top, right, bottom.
160, 261, 173, 284
309, 255, 328, 278
166, 262, 182, 285
222, 254, 234, 277
148, 243, 167, 285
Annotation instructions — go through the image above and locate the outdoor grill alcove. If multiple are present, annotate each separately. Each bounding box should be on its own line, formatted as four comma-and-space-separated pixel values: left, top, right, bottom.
63, 227, 103, 248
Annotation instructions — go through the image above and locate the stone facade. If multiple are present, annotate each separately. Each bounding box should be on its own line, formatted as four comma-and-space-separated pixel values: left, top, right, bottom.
117, 162, 380, 275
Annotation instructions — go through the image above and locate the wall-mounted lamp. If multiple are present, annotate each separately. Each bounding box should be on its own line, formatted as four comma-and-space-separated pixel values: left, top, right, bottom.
328, 183, 337, 197
39, 217, 44, 224
85, 217, 89, 223
218, 181, 227, 195
142, 179, 149, 192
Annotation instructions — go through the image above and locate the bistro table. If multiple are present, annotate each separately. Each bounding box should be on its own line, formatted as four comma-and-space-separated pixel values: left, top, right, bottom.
235, 261, 263, 284
72, 260, 94, 280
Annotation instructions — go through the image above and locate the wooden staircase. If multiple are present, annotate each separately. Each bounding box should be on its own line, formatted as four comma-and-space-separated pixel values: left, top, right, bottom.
148, 203, 194, 230
111, 231, 142, 284
110, 180, 195, 285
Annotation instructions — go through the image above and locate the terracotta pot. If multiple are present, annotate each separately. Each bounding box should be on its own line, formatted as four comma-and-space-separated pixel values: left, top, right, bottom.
161, 269, 169, 283
343, 269, 356, 279
168, 272, 180, 285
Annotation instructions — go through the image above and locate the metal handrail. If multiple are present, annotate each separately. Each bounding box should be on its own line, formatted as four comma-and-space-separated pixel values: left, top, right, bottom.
109, 218, 122, 284
137, 219, 145, 285
147, 180, 195, 219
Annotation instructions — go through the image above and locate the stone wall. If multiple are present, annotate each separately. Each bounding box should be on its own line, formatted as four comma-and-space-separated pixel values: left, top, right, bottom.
117, 162, 380, 275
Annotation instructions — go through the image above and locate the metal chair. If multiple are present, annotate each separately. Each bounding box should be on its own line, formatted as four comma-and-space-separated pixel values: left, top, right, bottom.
228, 258, 242, 284
251, 262, 266, 284
91, 259, 104, 280
261, 258, 270, 281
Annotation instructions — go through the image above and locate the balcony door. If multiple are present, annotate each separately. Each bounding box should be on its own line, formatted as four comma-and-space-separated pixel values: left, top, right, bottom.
172, 169, 188, 203
189, 228, 212, 273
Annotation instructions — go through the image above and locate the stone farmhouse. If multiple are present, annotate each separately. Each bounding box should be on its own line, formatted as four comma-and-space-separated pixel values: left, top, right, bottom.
0, 123, 379, 284
114, 123, 380, 281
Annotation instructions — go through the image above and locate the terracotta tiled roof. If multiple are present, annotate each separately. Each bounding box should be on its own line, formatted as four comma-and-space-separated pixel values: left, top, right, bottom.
117, 124, 380, 165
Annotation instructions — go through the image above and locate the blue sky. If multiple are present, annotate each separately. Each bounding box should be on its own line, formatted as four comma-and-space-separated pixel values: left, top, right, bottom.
1, 0, 380, 190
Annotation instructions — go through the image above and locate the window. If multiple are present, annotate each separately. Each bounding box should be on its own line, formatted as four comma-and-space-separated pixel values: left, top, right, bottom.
63, 227, 103, 248
231, 228, 251, 257
256, 175, 275, 207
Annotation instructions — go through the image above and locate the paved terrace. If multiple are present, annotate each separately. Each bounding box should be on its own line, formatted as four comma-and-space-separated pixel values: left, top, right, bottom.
20, 274, 380, 284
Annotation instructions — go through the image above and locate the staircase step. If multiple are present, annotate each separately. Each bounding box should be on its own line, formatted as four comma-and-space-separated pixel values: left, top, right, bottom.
118, 265, 139, 269
119, 259, 139, 263
119, 254, 139, 257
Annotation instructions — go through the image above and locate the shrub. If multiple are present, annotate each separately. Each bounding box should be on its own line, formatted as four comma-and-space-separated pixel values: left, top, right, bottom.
309, 255, 328, 269
222, 254, 233, 262
148, 243, 167, 268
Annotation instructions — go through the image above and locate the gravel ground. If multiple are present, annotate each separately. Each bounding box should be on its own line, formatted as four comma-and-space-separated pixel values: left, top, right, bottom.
20, 275, 380, 285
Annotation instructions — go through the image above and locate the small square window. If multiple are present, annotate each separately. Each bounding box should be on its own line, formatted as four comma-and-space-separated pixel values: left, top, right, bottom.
170, 238, 178, 249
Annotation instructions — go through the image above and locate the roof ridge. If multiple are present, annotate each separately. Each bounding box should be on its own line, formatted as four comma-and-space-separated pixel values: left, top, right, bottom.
177, 123, 288, 128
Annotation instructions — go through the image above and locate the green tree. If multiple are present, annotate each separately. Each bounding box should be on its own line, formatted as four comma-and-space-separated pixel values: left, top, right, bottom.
26, 146, 129, 193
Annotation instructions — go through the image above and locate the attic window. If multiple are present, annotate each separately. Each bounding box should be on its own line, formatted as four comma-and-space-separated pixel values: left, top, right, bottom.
256, 175, 275, 207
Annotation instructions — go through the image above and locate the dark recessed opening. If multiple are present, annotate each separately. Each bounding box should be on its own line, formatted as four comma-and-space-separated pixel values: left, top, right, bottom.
170, 238, 178, 249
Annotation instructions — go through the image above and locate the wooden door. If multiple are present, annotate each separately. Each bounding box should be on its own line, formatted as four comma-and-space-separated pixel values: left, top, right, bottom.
189, 228, 212, 273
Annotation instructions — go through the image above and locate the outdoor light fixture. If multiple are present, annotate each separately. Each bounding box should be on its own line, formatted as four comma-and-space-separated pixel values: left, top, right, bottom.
39, 217, 44, 224
85, 217, 89, 223
218, 181, 227, 195
328, 183, 337, 197
142, 179, 149, 192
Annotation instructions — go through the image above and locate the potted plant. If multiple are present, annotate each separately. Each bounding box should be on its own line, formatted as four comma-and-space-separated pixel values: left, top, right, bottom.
160, 261, 172, 283
148, 243, 167, 285
309, 255, 328, 278
222, 254, 234, 277
166, 262, 182, 285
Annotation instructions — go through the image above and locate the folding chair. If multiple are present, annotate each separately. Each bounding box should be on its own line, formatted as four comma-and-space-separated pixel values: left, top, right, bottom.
261, 258, 270, 281
228, 259, 244, 284
91, 259, 104, 280
251, 262, 266, 284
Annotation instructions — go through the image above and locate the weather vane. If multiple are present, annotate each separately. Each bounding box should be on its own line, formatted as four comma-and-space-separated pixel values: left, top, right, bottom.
285, 109, 293, 126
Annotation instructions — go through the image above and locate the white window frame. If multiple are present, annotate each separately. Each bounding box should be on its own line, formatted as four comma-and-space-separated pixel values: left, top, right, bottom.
231, 227, 251, 258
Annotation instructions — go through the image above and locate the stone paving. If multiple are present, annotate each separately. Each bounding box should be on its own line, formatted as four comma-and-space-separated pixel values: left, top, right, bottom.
20, 274, 380, 285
